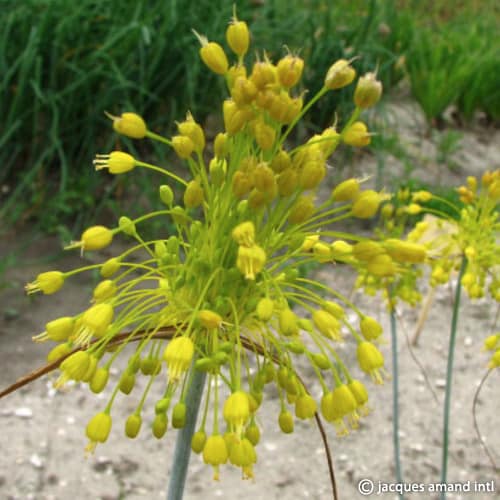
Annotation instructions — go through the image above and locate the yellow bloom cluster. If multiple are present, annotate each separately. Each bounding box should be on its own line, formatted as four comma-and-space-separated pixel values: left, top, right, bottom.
25, 13, 432, 479
407, 171, 500, 301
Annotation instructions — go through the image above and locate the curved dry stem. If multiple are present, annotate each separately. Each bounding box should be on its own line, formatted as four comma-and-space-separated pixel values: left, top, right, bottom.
395, 307, 439, 405
472, 368, 499, 472
0, 327, 338, 499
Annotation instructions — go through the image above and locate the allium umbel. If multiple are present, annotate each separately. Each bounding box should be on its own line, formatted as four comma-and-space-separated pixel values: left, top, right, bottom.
22, 12, 432, 481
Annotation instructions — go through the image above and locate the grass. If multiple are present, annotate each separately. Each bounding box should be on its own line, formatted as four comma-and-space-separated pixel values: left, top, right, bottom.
1, 0, 498, 238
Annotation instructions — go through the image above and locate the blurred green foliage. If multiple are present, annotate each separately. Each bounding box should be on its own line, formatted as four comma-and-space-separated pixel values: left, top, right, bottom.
0, 0, 498, 236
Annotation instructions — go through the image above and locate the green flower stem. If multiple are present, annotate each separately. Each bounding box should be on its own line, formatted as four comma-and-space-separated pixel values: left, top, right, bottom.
440, 256, 467, 500
390, 305, 404, 500
167, 369, 206, 500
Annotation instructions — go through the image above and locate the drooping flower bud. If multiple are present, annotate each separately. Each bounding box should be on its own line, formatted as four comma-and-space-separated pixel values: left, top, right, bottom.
26, 271, 65, 295
85, 412, 112, 453
199, 41, 229, 75
276, 54, 304, 88
343, 121, 371, 147
324, 59, 356, 89
163, 336, 195, 382
183, 180, 204, 209
94, 151, 136, 174
354, 72, 382, 108
107, 112, 147, 139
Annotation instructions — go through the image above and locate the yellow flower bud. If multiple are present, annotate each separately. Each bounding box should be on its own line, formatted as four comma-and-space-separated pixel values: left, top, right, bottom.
172, 402, 187, 428
245, 422, 260, 445
276, 54, 304, 88
198, 309, 223, 329
152, 413, 168, 439
278, 410, 294, 433
360, 316, 383, 340
366, 253, 396, 277
118, 216, 136, 236
256, 297, 274, 321
92, 280, 117, 303
324, 301, 345, 319
125, 414, 142, 438
352, 240, 384, 261
232, 221, 255, 247
277, 168, 298, 197
298, 159, 326, 190
223, 99, 252, 135
33, 316, 74, 342
236, 244, 266, 280
312, 353, 331, 370
484, 335, 499, 351
73, 303, 114, 345
47, 343, 72, 363
232, 171, 253, 198
313, 241, 332, 263
183, 180, 204, 208
295, 393, 317, 419
331, 240, 353, 259
159, 185, 174, 206
101, 257, 120, 278
80, 225, 113, 251
172, 135, 195, 159
357, 341, 386, 384
94, 151, 136, 174
85, 412, 112, 452
191, 430, 207, 454
271, 150, 292, 173
108, 112, 147, 139
253, 162, 276, 192
348, 380, 369, 414
26, 271, 65, 295
60, 350, 90, 380
226, 18, 250, 56
384, 239, 427, 263
214, 132, 229, 158
301, 234, 320, 252
405, 203, 422, 215
354, 72, 382, 108
163, 336, 194, 382
313, 309, 342, 341
90, 367, 109, 394
488, 350, 500, 369
199, 41, 229, 75
331, 178, 360, 202
250, 60, 277, 89
279, 308, 299, 336
412, 190, 432, 203
352, 190, 381, 218
343, 121, 371, 147
223, 391, 250, 432
288, 196, 315, 224
254, 121, 276, 151
324, 59, 356, 89
177, 112, 205, 152
203, 434, 228, 480
231, 76, 258, 106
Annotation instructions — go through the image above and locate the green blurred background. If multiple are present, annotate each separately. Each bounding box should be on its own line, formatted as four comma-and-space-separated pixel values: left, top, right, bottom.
1, 0, 499, 242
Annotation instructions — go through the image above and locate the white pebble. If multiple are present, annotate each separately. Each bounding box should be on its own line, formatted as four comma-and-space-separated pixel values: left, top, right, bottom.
14, 407, 33, 418
30, 453, 44, 469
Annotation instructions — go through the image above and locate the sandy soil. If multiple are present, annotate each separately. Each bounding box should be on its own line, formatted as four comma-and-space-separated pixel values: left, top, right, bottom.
1, 100, 499, 500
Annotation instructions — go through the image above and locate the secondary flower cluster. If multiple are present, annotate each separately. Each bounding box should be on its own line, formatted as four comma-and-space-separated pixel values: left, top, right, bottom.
26, 14, 427, 480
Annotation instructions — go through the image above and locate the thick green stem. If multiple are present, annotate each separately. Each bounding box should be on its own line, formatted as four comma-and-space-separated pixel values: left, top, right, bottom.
390, 306, 404, 499
167, 370, 206, 500
440, 257, 467, 500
